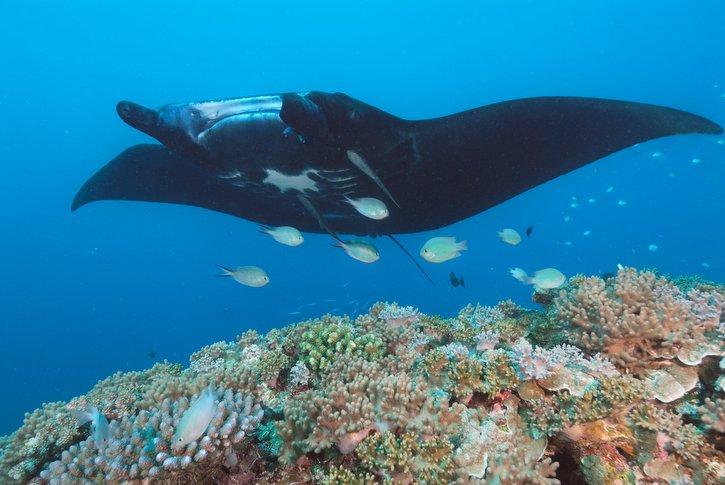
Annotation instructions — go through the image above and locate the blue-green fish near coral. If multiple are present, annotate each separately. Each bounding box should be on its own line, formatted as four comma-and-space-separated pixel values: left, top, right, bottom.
172, 386, 220, 448
70, 405, 110, 448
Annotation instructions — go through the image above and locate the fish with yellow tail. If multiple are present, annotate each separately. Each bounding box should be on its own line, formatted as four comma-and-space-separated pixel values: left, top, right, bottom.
172, 385, 220, 448
420, 237, 467, 263
510, 267, 566, 290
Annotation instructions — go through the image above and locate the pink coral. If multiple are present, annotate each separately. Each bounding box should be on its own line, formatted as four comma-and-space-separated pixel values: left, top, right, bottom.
555, 267, 723, 375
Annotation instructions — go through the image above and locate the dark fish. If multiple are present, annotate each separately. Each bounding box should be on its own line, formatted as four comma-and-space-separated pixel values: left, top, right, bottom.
601, 272, 615, 280
147, 349, 156, 359
72, 93, 721, 237
526, 225, 534, 237
449, 272, 465, 288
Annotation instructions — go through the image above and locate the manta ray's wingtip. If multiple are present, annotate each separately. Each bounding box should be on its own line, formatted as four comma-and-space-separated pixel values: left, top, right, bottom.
688, 113, 723, 135
704, 120, 724, 135
71, 183, 92, 212
667, 107, 722, 135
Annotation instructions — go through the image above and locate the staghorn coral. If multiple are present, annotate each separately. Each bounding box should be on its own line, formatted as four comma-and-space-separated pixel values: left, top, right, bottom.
1, 267, 722, 484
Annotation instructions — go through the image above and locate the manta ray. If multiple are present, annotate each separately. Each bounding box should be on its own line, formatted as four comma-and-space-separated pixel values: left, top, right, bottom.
73, 92, 722, 238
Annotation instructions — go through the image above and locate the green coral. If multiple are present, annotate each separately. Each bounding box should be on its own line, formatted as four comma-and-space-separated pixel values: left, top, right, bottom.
669, 273, 724, 294
579, 454, 636, 485
356, 431, 415, 477
254, 421, 283, 457
523, 375, 651, 435
417, 347, 486, 399
318, 465, 377, 484
524, 310, 568, 348
300, 319, 358, 371
447, 355, 484, 399
356, 432, 455, 484
299, 318, 384, 372
257, 348, 291, 383
481, 349, 520, 397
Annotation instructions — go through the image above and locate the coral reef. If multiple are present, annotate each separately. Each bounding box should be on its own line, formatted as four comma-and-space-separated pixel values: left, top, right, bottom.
0, 267, 722, 484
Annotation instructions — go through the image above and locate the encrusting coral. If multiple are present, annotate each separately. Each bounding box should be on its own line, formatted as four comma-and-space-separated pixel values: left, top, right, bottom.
0, 266, 722, 484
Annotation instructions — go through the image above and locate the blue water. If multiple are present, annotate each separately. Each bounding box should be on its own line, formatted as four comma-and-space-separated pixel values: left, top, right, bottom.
1, 1, 723, 435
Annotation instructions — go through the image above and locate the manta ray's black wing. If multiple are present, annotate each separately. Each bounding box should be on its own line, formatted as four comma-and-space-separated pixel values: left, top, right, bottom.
71, 144, 322, 230
315, 95, 721, 234
73, 95, 722, 237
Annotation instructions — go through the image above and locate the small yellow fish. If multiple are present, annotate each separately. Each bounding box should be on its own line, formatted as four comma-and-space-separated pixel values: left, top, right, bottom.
260, 225, 304, 246
218, 266, 270, 287
420, 237, 467, 263
172, 386, 219, 448
510, 267, 566, 290
498, 228, 521, 245
345, 197, 389, 220
334, 239, 380, 263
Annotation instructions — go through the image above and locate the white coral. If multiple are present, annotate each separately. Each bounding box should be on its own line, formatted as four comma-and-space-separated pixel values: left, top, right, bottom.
289, 361, 310, 388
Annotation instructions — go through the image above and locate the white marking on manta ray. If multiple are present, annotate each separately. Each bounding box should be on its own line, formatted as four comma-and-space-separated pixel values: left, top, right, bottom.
197, 112, 280, 143
193, 96, 283, 121
263, 168, 320, 193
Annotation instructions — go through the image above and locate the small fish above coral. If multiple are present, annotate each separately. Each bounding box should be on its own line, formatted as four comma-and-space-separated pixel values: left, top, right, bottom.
421, 236, 467, 263
449, 272, 465, 288
510, 267, 566, 290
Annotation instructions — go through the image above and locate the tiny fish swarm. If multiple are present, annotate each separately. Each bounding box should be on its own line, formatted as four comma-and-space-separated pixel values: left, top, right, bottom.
0, 267, 722, 484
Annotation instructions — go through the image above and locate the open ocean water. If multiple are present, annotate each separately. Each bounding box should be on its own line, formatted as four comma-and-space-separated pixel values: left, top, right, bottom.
0, 0, 723, 440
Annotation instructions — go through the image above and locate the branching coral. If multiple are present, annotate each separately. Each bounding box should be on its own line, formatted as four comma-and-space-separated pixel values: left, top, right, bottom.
1, 267, 722, 484
299, 316, 384, 373
37, 388, 262, 483
555, 266, 723, 375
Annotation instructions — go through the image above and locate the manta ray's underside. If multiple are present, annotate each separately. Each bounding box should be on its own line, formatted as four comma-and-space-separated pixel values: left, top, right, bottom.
72, 92, 722, 235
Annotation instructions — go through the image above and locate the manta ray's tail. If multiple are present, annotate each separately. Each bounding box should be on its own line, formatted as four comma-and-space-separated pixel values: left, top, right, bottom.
387, 235, 433, 284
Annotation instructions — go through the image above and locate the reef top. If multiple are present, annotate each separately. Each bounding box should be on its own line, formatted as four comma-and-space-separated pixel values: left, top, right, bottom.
0, 267, 723, 484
